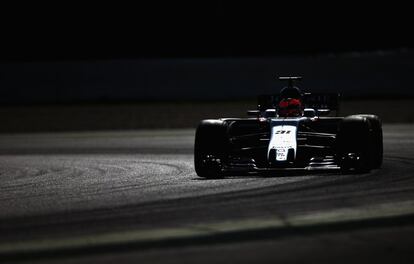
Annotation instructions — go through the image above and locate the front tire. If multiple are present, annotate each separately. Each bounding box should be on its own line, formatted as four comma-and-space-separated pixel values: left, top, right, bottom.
337, 115, 382, 173
358, 114, 383, 169
194, 120, 229, 178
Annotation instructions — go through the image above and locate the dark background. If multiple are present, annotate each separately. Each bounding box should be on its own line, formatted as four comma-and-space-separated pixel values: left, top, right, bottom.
0, 2, 413, 131
1, 2, 412, 61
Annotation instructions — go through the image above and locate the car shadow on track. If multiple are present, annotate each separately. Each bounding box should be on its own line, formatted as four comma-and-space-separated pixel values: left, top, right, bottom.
192, 170, 343, 180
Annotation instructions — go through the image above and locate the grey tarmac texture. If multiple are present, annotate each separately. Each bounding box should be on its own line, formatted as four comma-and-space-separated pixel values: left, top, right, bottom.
0, 124, 414, 263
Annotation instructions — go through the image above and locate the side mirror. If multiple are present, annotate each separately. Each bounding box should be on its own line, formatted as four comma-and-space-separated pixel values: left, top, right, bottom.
264, 109, 277, 118
317, 109, 331, 116
304, 108, 317, 117
247, 110, 260, 117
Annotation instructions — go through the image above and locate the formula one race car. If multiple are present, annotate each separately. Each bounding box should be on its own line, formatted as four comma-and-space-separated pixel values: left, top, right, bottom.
194, 76, 383, 178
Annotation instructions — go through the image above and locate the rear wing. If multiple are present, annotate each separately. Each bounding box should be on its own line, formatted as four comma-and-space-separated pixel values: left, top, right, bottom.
257, 93, 341, 115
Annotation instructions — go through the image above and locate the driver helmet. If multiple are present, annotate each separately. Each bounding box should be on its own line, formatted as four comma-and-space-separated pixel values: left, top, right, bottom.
278, 98, 303, 117
278, 85, 303, 117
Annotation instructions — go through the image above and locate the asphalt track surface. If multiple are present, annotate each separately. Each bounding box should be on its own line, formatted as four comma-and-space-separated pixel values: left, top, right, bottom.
0, 124, 414, 263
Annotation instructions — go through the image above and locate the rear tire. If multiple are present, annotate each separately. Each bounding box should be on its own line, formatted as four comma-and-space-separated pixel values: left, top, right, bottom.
194, 120, 229, 178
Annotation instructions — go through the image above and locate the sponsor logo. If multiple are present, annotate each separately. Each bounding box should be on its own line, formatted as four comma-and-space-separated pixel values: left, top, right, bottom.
275, 130, 291, 134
